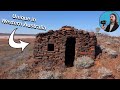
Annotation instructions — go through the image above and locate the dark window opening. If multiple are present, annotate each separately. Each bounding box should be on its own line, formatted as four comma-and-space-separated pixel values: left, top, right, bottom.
48, 44, 54, 51
65, 37, 76, 67
85, 43, 88, 46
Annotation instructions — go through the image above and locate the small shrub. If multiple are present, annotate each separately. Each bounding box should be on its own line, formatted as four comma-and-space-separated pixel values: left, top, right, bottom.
38, 71, 63, 79
98, 67, 114, 79
74, 56, 94, 69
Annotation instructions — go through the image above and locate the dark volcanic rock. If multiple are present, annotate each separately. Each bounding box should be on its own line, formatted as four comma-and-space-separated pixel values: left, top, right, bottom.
33, 26, 97, 68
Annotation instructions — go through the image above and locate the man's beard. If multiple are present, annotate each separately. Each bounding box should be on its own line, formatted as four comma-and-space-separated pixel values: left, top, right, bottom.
110, 20, 115, 24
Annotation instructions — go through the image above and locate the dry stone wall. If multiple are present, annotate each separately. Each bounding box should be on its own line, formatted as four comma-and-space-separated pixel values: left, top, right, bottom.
33, 26, 97, 66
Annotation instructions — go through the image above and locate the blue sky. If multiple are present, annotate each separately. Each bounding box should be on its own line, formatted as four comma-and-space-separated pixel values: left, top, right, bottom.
0, 11, 120, 36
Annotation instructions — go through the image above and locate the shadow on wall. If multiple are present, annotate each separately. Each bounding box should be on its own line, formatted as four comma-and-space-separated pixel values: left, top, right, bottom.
95, 45, 102, 59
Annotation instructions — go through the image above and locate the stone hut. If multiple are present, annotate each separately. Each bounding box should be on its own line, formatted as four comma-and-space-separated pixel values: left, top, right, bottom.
33, 26, 97, 67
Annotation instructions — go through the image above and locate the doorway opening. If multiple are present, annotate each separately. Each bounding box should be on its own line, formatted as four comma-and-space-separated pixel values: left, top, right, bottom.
65, 37, 76, 67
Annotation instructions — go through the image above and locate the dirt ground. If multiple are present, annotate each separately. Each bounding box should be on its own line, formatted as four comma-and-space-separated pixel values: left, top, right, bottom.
0, 34, 120, 79
0, 37, 34, 78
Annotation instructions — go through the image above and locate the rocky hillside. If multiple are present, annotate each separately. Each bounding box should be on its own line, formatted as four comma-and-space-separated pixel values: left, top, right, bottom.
0, 33, 120, 79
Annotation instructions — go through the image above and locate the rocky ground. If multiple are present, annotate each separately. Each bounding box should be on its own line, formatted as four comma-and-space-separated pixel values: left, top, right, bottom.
0, 34, 120, 79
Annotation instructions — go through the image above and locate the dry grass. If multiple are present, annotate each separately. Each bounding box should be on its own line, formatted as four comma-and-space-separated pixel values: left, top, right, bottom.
0, 38, 35, 78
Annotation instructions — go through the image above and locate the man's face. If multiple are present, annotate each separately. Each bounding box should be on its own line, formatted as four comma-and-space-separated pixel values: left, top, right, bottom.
110, 15, 116, 23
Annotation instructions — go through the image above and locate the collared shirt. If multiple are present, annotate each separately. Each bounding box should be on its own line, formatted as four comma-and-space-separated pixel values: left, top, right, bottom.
109, 23, 114, 32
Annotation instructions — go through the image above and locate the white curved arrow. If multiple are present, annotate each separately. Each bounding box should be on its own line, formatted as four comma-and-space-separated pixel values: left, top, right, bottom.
9, 28, 29, 51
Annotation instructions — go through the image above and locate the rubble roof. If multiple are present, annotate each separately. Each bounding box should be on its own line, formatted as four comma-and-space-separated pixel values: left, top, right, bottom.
36, 26, 95, 38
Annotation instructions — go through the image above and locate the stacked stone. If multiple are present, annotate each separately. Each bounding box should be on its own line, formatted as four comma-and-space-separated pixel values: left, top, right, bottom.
33, 26, 97, 66
76, 31, 97, 59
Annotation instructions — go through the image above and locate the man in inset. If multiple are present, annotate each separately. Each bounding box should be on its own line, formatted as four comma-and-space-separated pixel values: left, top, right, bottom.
102, 13, 119, 32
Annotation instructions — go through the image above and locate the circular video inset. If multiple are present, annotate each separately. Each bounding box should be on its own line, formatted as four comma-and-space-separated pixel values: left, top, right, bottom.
99, 11, 120, 32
